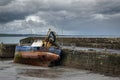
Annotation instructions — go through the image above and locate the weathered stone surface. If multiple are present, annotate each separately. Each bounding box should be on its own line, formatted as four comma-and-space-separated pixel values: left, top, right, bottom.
61, 49, 120, 76
0, 44, 16, 58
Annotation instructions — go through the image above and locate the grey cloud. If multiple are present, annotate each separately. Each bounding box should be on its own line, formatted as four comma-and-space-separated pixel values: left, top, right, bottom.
0, 0, 120, 35
0, 0, 107, 23
93, 0, 120, 15
0, 12, 29, 23
0, 0, 14, 6
99, 5, 120, 15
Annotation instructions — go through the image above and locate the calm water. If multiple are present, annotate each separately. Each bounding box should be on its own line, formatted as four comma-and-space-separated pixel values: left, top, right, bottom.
0, 37, 27, 44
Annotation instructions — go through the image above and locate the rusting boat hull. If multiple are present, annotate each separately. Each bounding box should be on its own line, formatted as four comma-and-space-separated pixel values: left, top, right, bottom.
14, 46, 61, 66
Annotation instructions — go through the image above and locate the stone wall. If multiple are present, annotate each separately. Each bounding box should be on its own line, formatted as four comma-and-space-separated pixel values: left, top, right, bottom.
57, 38, 120, 49
0, 43, 16, 58
61, 49, 120, 76
20, 37, 120, 49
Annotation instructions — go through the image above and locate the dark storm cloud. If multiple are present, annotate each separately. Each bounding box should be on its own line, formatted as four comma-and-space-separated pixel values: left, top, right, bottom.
94, 0, 120, 15
0, 0, 117, 23
0, 0, 14, 6
0, 12, 29, 23
99, 5, 120, 14
0, 0, 120, 35
0, 0, 40, 23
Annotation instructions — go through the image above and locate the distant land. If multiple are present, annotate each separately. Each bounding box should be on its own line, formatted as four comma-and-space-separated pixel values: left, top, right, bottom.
0, 34, 43, 37
0, 33, 120, 38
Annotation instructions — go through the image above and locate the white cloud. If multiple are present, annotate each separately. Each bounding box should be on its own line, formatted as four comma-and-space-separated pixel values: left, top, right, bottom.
25, 15, 47, 25
93, 14, 109, 20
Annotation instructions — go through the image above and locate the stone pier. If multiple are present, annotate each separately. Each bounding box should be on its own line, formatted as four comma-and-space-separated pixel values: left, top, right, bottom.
61, 49, 120, 76
0, 43, 16, 58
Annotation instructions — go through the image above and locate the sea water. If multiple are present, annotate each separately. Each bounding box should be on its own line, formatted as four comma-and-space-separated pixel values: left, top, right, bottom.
0, 37, 26, 44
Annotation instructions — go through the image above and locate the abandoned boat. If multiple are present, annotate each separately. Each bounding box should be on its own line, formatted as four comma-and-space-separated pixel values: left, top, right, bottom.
14, 29, 61, 66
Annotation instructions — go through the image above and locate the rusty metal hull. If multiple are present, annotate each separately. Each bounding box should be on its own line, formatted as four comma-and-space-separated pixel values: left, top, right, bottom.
14, 46, 61, 66
14, 51, 60, 66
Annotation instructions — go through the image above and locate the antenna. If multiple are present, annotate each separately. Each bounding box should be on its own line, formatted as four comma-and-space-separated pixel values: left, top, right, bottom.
62, 15, 66, 47
62, 26, 64, 47
31, 29, 32, 34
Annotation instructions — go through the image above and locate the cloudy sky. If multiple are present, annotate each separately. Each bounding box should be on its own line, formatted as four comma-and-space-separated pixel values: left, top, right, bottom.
0, 0, 120, 35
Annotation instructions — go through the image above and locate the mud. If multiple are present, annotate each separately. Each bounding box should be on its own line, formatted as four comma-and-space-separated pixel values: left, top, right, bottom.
0, 59, 120, 80
18, 68, 63, 78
